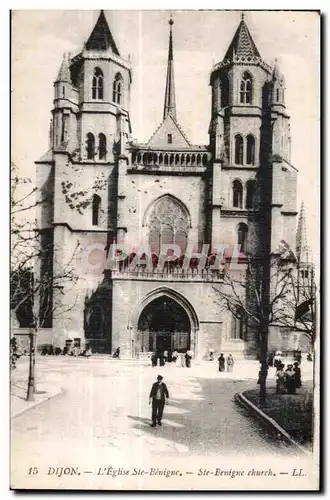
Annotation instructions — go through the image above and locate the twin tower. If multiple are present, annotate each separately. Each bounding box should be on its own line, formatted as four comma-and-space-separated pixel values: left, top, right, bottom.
36, 11, 300, 355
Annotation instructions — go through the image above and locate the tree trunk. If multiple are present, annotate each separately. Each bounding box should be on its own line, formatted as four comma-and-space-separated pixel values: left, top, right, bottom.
259, 329, 268, 406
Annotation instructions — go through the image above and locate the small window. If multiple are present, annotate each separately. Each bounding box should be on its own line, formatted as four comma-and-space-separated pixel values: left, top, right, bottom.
237, 223, 248, 252
86, 133, 95, 160
113, 73, 123, 105
233, 180, 243, 208
92, 68, 104, 100
98, 133, 106, 160
92, 194, 101, 226
246, 135, 255, 165
240, 72, 253, 104
167, 134, 172, 144
246, 180, 256, 209
234, 135, 244, 165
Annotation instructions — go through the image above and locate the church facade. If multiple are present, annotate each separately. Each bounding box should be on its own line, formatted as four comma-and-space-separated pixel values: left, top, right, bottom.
36, 11, 303, 358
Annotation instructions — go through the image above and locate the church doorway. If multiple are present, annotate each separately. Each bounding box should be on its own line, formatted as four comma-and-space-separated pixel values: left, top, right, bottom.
137, 296, 191, 354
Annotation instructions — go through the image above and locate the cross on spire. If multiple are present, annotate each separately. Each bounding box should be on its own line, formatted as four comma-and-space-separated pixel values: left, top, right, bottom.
163, 14, 176, 120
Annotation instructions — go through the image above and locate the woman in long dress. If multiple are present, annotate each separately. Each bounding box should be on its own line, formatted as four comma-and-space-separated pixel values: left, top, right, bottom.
227, 354, 234, 372
218, 353, 225, 372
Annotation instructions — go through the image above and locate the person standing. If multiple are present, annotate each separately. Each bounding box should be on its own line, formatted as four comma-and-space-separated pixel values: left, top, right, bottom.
185, 350, 193, 368
293, 361, 302, 388
163, 350, 168, 363
285, 364, 296, 394
218, 353, 225, 372
180, 352, 185, 367
149, 375, 169, 427
227, 354, 234, 372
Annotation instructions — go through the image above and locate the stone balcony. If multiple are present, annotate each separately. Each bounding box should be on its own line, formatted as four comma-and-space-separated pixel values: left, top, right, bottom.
108, 266, 224, 282
129, 148, 210, 174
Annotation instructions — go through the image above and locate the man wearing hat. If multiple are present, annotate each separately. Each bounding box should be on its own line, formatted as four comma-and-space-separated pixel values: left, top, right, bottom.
149, 375, 169, 427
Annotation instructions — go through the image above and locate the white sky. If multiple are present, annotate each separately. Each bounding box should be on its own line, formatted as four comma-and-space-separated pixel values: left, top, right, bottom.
11, 10, 320, 261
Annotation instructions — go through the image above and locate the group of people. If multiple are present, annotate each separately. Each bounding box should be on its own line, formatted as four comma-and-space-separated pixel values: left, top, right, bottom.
151, 350, 193, 368
275, 361, 302, 394
271, 350, 302, 395
217, 353, 234, 373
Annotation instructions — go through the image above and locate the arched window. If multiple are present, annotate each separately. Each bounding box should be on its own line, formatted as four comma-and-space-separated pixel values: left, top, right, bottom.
240, 72, 253, 104
276, 88, 280, 102
92, 68, 104, 100
232, 180, 243, 208
98, 133, 106, 160
113, 73, 123, 105
237, 223, 248, 252
86, 133, 95, 160
92, 194, 101, 226
147, 196, 190, 256
234, 135, 244, 165
246, 135, 255, 165
246, 180, 256, 209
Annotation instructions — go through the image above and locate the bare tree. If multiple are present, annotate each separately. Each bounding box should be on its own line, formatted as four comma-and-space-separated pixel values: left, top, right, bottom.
213, 247, 316, 404
11, 161, 106, 334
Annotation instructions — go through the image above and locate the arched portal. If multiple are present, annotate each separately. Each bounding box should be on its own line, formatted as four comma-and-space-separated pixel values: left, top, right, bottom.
137, 296, 191, 354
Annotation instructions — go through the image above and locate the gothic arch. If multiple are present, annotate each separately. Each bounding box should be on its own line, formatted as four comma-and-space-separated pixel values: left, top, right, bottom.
128, 286, 199, 332
246, 133, 256, 165
142, 194, 192, 228
232, 179, 243, 208
113, 72, 123, 105
239, 71, 253, 104
92, 67, 104, 100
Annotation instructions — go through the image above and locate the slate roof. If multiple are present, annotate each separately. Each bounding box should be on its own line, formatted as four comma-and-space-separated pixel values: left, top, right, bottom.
86, 10, 120, 55
224, 17, 261, 61
55, 53, 71, 83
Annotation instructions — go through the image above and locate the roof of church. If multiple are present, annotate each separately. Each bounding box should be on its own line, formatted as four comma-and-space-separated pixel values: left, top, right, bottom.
55, 53, 71, 83
146, 113, 192, 149
85, 10, 120, 54
224, 15, 261, 61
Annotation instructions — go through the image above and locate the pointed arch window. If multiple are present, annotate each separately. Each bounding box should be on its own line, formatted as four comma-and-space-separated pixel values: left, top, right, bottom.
237, 223, 248, 253
86, 133, 95, 160
233, 180, 243, 208
246, 134, 255, 165
92, 194, 101, 226
98, 133, 107, 160
240, 72, 253, 104
92, 68, 104, 100
234, 135, 244, 165
246, 180, 256, 209
113, 73, 123, 105
147, 196, 190, 256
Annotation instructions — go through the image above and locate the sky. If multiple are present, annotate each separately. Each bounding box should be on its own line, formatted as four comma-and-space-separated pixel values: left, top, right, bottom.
11, 10, 320, 261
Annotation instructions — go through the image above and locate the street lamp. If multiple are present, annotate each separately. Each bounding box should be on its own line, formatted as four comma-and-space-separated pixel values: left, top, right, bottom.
26, 324, 37, 401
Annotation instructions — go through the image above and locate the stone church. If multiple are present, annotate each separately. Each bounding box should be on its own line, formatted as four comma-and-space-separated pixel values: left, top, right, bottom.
36, 11, 307, 358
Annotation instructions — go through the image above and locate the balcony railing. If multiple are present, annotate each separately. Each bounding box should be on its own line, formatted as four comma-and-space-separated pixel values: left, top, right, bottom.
130, 149, 210, 171
109, 266, 224, 282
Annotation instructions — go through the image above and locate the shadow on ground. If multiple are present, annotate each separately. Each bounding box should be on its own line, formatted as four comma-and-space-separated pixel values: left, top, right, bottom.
128, 376, 298, 456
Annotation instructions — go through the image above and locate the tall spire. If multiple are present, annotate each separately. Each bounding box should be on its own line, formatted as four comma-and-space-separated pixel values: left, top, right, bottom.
163, 15, 176, 121
296, 201, 310, 264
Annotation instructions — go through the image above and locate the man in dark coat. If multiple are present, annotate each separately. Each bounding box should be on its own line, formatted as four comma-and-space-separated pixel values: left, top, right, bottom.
149, 375, 169, 427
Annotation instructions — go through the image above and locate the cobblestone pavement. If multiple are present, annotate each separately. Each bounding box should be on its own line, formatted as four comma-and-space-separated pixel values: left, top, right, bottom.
11, 356, 310, 489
